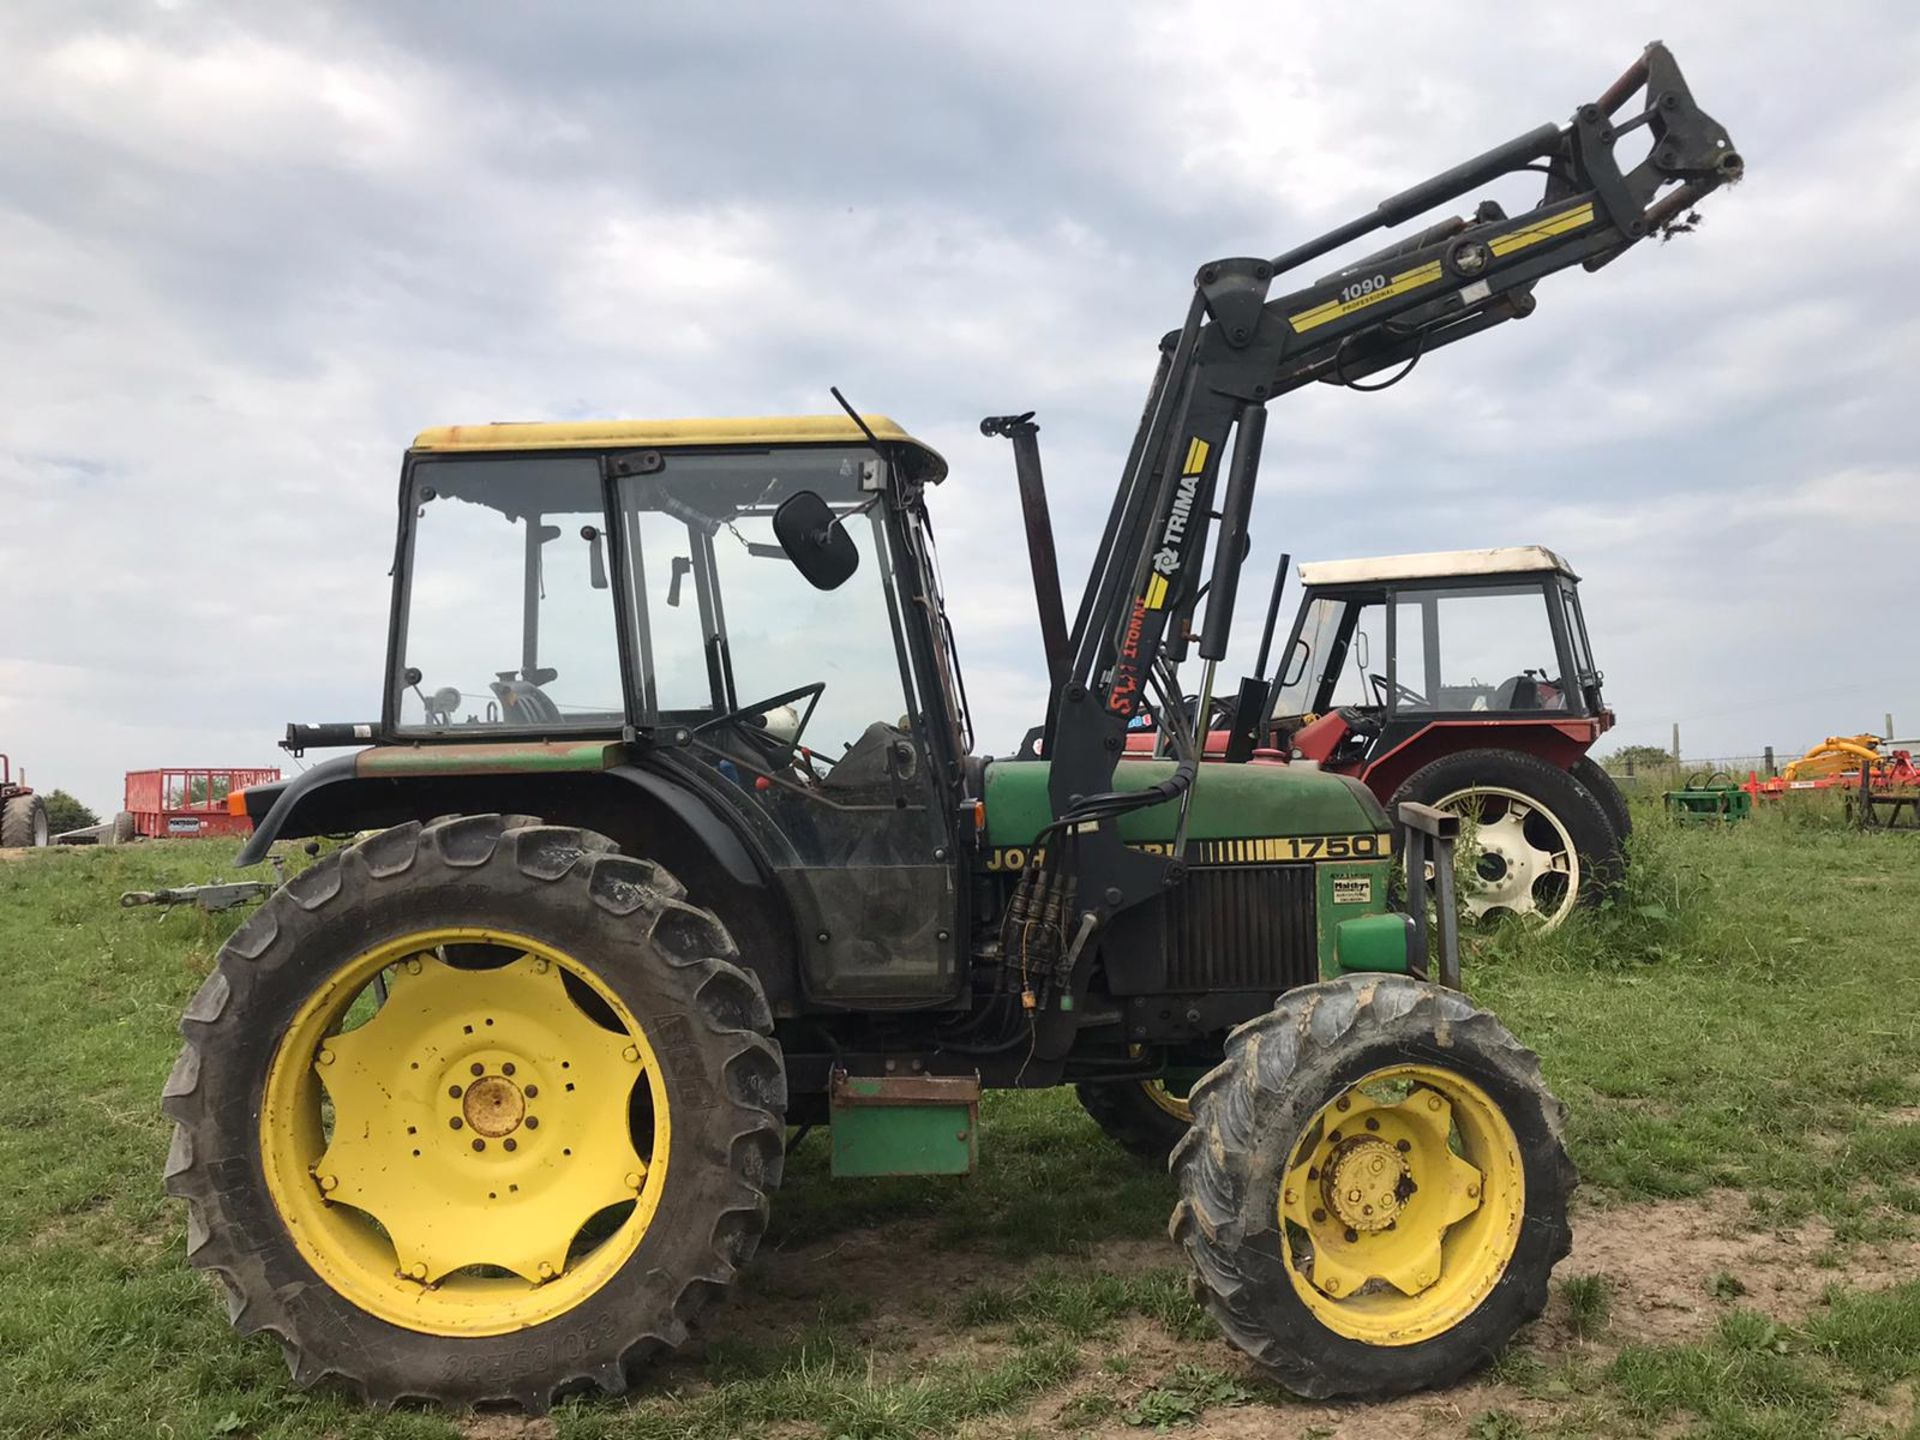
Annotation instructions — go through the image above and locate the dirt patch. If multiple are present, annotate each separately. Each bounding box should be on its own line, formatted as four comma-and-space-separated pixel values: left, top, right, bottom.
945, 1191, 1920, 1439
458, 1417, 554, 1440
1564, 1192, 1920, 1343
633, 1193, 1920, 1439
711, 1220, 1175, 1356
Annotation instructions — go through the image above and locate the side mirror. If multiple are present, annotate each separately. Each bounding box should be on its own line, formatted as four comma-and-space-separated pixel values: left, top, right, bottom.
773, 490, 859, 591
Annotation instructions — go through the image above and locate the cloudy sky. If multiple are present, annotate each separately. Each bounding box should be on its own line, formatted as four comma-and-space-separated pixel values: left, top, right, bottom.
3, 1, 1916, 816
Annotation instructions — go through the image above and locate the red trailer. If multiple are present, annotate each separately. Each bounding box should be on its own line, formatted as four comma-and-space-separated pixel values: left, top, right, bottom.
124, 768, 281, 839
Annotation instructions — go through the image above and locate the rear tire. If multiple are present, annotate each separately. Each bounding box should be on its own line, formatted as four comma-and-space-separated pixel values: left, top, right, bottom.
2, 793, 48, 848
163, 814, 786, 1409
1571, 756, 1632, 844
1391, 749, 1619, 929
1170, 974, 1574, 1398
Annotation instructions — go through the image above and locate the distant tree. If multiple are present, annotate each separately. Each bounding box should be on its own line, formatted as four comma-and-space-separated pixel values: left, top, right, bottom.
40, 789, 100, 836
1601, 744, 1676, 773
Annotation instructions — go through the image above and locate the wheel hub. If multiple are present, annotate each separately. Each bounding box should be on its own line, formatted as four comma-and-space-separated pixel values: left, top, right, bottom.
1436, 785, 1578, 926
1323, 1137, 1409, 1232
306, 949, 651, 1287
460, 1073, 527, 1138
1282, 1078, 1502, 1311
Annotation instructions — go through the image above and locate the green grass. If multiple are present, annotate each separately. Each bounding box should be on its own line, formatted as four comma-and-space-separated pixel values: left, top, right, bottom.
1559, 1272, 1613, 1341
3, 804, 1919, 1438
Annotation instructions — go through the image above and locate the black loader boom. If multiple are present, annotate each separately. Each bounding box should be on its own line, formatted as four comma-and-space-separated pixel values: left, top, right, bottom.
1017, 41, 1739, 969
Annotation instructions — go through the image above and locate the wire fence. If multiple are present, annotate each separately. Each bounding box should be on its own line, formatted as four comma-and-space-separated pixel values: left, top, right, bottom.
1603, 751, 1787, 795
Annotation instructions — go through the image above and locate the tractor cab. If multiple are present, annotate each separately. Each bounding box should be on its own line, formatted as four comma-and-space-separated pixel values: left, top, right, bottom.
1271, 547, 1609, 773
389, 416, 970, 1001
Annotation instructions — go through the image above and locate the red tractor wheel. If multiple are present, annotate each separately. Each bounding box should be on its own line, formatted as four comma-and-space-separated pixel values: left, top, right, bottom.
1391, 750, 1620, 930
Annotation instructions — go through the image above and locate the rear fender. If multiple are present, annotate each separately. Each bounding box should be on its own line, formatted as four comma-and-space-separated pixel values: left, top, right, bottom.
1358, 719, 1599, 799
233, 760, 802, 1013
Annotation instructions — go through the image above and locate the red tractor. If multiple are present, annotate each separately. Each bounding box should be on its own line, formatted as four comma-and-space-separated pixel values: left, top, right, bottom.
0, 751, 49, 848
1118, 546, 1629, 928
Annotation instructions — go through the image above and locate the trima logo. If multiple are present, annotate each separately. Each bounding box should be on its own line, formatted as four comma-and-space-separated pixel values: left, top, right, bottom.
1142, 437, 1209, 609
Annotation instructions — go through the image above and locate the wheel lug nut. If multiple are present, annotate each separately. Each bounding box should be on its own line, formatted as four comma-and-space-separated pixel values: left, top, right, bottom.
471, 1062, 486, 1077
1365, 1117, 1379, 1131
449, 1085, 462, 1099
405, 958, 422, 975
504, 1138, 517, 1152
318, 1173, 338, 1192
1335, 1096, 1350, 1112
624, 1171, 643, 1190
1344, 1228, 1358, 1243
524, 1085, 539, 1098
1312, 1208, 1327, 1223
1328, 1130, 1343, 1143
621, 1045, 640, 1064
525, 1117, 539, 1130
317, 1049, 335, 1066
503, 1062, 516, 1077
472, 1138, 486, 1152
1396, 1139, 1411, 1153
449, 1117, 463, 1130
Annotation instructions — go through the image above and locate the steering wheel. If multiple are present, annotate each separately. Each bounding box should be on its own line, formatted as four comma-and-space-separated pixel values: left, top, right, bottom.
691, 682, 826, 772
1369, 672, 1430, 708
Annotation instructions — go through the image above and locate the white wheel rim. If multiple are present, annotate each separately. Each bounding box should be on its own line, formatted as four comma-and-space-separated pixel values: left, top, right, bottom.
1433, 784, 1580, 929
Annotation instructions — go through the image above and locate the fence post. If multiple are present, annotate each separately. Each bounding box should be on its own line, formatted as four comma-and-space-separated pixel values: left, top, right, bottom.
1764, 745, 1775, 778
1671, 723, 1682, 766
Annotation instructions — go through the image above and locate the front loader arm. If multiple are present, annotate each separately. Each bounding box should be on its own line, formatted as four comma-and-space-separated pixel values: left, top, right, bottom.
1044, 42, 1741, 920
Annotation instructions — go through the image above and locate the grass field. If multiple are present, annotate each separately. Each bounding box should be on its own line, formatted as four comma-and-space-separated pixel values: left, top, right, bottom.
3, 800, 1918, 1439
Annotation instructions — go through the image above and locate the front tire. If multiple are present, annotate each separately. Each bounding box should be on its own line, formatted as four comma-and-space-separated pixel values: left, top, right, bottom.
162, 814, 786, 1409
2, 793, 48, 847
1170, 975, 1574, 1398
1077, 1074, 1198, 1161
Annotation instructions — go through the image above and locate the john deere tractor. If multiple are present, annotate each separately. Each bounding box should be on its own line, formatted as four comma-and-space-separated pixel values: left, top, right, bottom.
165, 45, 1739, 1409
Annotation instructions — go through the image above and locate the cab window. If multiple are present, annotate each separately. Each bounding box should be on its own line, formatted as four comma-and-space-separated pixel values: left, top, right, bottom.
395, 457, 622, 732
1391, 583, 1566, 712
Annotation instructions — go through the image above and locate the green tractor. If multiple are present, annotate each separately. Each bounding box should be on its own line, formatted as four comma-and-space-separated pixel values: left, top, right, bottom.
164, 45, 1739, 1408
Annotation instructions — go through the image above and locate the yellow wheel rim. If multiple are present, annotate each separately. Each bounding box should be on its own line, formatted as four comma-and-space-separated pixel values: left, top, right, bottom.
1278, 1064, 1522, 1345
1141, 1079, 1194, 1123
259, 928, 670, 1337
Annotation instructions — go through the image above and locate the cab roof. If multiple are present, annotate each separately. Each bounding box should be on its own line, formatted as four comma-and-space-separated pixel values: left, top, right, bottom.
1299, 545, 1577, 587
410, 414, 947, 481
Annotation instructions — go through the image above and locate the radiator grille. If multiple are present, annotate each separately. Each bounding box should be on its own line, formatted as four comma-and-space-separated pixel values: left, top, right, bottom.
1163, 864, 1319, 992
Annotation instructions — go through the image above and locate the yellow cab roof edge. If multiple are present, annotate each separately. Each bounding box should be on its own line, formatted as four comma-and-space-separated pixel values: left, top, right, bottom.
409, 414, 947, 481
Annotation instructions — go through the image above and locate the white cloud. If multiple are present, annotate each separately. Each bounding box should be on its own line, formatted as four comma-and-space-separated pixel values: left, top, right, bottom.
1, 1, 1915, 814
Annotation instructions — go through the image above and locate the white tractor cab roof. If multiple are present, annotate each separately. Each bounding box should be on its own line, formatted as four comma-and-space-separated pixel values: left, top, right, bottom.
1298, 545, 1578, 588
